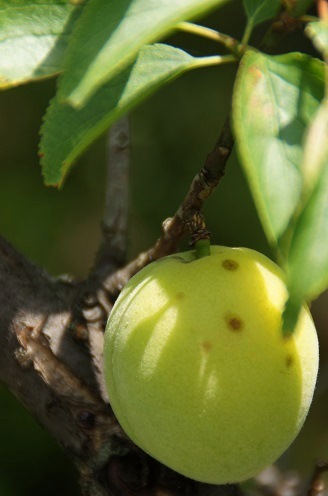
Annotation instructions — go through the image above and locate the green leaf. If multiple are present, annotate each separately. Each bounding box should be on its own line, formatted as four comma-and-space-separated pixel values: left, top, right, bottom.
242, 0, 280, 28
283, 99, 328, 332
0, 0, 82, 89
40, 44, 216, 186
59, 0, 231, 107
232, 51, 325, 246
306, 20, 328, 60
283, 168, 328, 333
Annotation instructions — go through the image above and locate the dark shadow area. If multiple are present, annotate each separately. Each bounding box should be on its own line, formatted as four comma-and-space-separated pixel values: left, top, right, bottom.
0, 384, 79, 496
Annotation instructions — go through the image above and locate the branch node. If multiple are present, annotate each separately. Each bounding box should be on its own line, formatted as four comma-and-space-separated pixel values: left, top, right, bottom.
162, 217, 174, 231
186, 210, 211, 246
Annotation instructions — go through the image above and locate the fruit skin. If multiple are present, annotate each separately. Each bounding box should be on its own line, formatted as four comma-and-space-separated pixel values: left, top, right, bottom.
104, 246, 319, 484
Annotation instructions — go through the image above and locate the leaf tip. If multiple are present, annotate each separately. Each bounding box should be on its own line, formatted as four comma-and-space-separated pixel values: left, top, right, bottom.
42, 172, 64, 189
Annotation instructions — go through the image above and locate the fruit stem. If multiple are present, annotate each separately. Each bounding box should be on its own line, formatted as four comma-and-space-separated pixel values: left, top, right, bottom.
195, 238, 211, 258
186, 211, 211, 258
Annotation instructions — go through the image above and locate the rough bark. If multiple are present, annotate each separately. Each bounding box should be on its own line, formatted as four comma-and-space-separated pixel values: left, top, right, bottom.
0, 233, 244, 496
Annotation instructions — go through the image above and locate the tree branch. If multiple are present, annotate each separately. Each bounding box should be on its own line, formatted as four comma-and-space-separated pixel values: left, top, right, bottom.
72, 118, 131, 357
0, 232, 245, 496
101, 113, 234, 299
82, 116, 130, 308
95, 116, 130, 275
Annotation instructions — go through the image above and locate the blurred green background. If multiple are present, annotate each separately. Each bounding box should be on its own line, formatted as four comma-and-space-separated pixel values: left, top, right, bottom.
1, 2, 328, 495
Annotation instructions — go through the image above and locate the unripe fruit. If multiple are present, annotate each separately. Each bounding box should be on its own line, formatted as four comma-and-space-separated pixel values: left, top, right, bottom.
104, 246, 319, 484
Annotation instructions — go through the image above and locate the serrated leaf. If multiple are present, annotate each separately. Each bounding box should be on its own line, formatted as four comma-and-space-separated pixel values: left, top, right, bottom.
232, 51, 325, 246
59, 0, 231, 108
306, 20, 328, 60
243, 0, 280, 28
40, 44, 216, 186
0, 0, 82, 89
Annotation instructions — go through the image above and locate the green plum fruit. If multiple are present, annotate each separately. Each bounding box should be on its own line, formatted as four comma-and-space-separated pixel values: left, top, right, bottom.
103, 246, 319, 484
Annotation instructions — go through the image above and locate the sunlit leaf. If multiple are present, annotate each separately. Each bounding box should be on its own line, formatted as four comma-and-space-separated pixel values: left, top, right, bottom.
243, 0, 280, 28
0, 0, 81, 88
232, 51, 325, 247
58, 0, 231, 107
40, 44, 218, 186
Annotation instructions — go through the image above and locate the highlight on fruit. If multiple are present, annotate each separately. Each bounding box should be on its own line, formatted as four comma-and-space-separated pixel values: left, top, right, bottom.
103, 245, 319, 484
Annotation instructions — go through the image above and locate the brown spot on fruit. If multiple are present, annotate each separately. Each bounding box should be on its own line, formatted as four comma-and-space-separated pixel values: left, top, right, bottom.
222, 259, 239, 271
286, 355, 294, 368
175, 292, 185, 301
202, 341, 213, 353
225, 315, 243, 331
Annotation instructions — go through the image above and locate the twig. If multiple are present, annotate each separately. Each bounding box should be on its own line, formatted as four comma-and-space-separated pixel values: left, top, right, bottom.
92, 116, 130, 281
78, 117, 130, 325
102, 114, 234, 298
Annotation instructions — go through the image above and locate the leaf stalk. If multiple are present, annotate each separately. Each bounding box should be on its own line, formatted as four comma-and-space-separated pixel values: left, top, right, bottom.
241, 20, 254, 45
176, 22, 244, 57
194, 54, 238, 68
